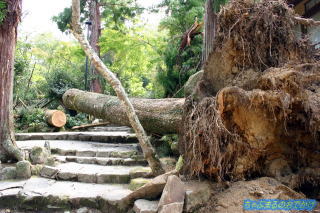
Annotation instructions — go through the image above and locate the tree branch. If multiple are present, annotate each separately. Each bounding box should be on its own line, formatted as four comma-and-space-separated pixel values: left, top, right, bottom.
294, 16, 320, 26
71, 0, 164, 175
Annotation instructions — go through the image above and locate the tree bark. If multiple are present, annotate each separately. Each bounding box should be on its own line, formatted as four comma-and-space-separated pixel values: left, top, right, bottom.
63, 89, 184, 134
71, 0, 165, 175
202, 0, 216, 65
89, 0, 103, 93
0, 0, 24, 162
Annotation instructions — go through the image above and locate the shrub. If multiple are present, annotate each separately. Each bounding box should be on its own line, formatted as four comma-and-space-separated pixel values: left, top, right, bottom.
15, 108, 51, 133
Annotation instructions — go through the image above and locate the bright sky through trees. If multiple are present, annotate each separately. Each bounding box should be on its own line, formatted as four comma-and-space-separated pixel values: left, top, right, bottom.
20, 0, 164, 40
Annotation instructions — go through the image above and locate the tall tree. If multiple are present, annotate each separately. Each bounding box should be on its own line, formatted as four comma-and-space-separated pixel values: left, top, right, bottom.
88, 0, 102, 93
0, 0, 24, 162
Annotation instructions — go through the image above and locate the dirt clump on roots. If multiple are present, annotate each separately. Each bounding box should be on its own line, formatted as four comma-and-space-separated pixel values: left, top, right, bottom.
181, 0, 320, 200
200, 0, 317, 95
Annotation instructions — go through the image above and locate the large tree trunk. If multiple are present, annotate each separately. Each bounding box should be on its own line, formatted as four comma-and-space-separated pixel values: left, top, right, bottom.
71, 0, 165, 175
63, 89, 184, 134
202, 0, 216, 64
0, 0, 24, 162
88, 0, 102, 93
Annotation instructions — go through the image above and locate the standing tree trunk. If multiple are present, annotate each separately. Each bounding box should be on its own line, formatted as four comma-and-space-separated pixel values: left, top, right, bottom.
0, 0, 24, 162
89, 0, 102, 93
202, 0, 216, 64
71, 0, 164, 175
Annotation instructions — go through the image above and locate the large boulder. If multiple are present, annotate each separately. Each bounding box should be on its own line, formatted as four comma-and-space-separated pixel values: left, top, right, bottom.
158, 175, 185, 213
184, 70, 204, 97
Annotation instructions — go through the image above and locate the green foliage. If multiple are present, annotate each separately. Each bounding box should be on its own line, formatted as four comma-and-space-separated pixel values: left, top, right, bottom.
100, 27, 166, 97
13, 33, 86, 111
14, 37, 39, 105
65, 113, 88, 129
155, 0, 229, 97
15, 108, 50, 133
156, 0, 205, 97
100, 0, 143, 30
45, 69, 82, 100
0, 0, 7, 24
52, 7, 72, 33
213, 0, 229, 12
160, 134, 179, 155
53, 0, 143, 33
52, 0, 87, 33
151, 134, 179, 157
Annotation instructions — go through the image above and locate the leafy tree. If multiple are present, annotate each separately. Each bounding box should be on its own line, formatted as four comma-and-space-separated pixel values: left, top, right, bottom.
14, 33, 86, 108
53, 0, 143, 32
0, 0, 7, 23
156, 0, 206, 97
100, 27, 166, 97
155, 0, 230, 97
53, 0, 144, 93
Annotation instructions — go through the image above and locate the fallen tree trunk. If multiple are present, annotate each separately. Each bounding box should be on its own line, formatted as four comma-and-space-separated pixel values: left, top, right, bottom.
45, 110, 67, 128
63, 89, 184, 134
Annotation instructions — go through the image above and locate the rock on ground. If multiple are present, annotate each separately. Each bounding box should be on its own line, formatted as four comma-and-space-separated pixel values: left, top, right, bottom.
184, 180, 213, 212
158, 175, 185, 213
184, 70, 204, 97
16, 161, 31, 179
0, 167, 17, 180
29, 146, 50, 164
133, 199, 158, 213
125, 170, 178, 202
198, 177, 306, 213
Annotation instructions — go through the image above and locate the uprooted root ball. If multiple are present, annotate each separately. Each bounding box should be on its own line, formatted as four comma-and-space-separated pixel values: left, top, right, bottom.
214, 0, 316, 70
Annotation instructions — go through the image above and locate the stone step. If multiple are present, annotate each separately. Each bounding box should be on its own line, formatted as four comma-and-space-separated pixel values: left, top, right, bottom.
15, 131, 138, 143
54, 155, 148, 166
17, 140, 142, 158
41, 162, 152, 184
0, 177, 132, 212
88, 126, 133, 132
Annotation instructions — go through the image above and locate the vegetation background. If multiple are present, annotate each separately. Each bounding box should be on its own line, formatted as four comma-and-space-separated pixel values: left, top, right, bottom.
13, 0, 210, 132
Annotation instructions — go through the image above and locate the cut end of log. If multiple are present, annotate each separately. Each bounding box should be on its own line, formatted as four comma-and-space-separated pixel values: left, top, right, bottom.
45, 110, 67, 128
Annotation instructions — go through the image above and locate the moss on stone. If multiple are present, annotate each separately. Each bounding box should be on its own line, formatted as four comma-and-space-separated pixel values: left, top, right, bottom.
0, 167, 17, 180
31, 164, 44, 176
130, 167, 152, 179
16, 160, 32, 179
30, 146, 49, 164
45, 157, 56, 166
175, 156, 184, 172
129, 178, 151, 191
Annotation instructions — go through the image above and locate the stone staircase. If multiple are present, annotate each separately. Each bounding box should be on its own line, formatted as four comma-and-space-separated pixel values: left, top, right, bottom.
0, 127, 152, 213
